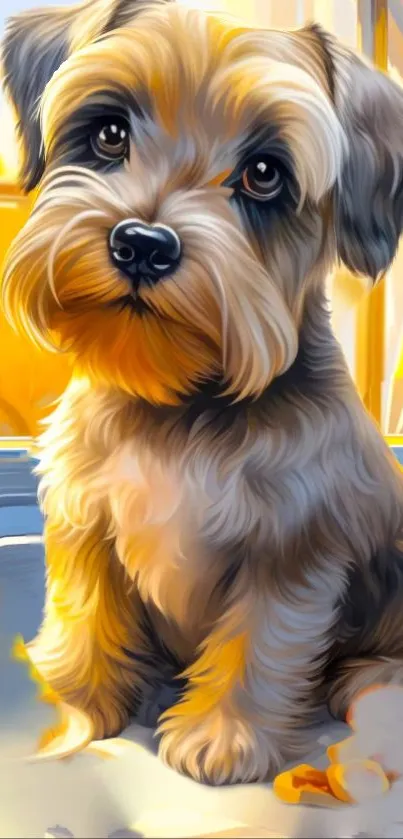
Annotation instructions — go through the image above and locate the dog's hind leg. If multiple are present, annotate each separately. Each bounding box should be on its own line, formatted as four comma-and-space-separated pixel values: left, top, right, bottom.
326, 544, 403, 720
327, 655, 403, 720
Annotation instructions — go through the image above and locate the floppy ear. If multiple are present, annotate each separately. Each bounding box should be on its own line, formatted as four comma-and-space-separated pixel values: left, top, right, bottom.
2, 5, 73, 192
1, 0, 169, 193
331, 41, 403, 280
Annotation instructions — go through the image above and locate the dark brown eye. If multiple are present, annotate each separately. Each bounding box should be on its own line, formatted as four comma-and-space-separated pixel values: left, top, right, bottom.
241, 156, 282, 201
92, 118, 130, 161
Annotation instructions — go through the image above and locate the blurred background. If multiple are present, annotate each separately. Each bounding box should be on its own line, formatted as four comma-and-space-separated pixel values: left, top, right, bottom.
0, 0, 402, 437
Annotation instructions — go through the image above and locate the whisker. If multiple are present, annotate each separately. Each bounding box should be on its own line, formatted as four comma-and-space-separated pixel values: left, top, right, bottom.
40, 165, 110, 191
47, 209, 107, 307
210, 265, 229, 371
37, 166, 133, 216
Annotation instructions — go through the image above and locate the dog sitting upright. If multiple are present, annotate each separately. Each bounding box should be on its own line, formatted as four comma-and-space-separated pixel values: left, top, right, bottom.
3, 0, 403, 785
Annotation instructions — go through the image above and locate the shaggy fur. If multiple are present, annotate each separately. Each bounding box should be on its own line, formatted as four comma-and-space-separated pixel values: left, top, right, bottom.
3, 0, 403, 784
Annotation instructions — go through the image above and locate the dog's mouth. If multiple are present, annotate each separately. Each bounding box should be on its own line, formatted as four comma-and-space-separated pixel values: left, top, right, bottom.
109, 292, 154, 316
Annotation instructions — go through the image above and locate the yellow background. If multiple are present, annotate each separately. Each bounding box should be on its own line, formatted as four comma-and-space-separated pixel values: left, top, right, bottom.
0, 179, 72, 436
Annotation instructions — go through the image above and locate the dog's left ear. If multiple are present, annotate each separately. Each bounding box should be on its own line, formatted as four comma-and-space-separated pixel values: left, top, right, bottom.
1, 0, 169, 192
316, 27, 403, 280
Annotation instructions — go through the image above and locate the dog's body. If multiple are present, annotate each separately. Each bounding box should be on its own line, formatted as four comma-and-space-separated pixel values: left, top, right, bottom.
3, 0, 403, 784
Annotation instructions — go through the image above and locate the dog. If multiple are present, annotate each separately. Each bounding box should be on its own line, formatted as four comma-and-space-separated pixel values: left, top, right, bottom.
2, 0, 403, 786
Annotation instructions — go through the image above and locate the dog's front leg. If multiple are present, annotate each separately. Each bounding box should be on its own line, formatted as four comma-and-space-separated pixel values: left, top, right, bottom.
158, 568, 339, 784
28, 515, 154, 741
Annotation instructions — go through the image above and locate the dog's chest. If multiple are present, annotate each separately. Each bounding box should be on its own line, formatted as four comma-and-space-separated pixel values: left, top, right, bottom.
107, 441, 223, 648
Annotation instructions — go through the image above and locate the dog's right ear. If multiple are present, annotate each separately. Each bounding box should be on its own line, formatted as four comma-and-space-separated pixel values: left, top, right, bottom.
2, 0, 120, 193
2, 0, 170, 193
2, 5, 74, 192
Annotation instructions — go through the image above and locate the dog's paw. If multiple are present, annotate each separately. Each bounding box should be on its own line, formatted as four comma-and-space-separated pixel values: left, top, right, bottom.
157, 706, 278, 784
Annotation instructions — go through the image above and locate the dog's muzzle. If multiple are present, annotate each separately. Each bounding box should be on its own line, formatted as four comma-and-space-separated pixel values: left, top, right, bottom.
109, 219, 182, 287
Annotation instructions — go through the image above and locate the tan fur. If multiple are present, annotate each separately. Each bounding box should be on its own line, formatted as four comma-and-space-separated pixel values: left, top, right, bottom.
3, 0, 403, 785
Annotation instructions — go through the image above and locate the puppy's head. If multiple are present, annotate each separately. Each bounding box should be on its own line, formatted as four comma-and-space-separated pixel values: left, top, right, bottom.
2, 1, 403, 404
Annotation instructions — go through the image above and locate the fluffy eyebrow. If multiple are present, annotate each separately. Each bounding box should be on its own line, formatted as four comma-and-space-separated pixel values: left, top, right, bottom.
71, 91, 144, 127
45, 89, 148, 148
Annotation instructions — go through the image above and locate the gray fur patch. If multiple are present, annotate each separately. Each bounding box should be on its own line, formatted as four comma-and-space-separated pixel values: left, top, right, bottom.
334, 53, 403, 280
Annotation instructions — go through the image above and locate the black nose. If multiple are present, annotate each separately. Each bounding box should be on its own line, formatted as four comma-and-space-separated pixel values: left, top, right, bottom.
109, 219, 182, 285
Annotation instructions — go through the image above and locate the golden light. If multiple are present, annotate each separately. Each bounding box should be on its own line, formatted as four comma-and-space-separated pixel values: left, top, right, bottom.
0, 96, 20, 182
